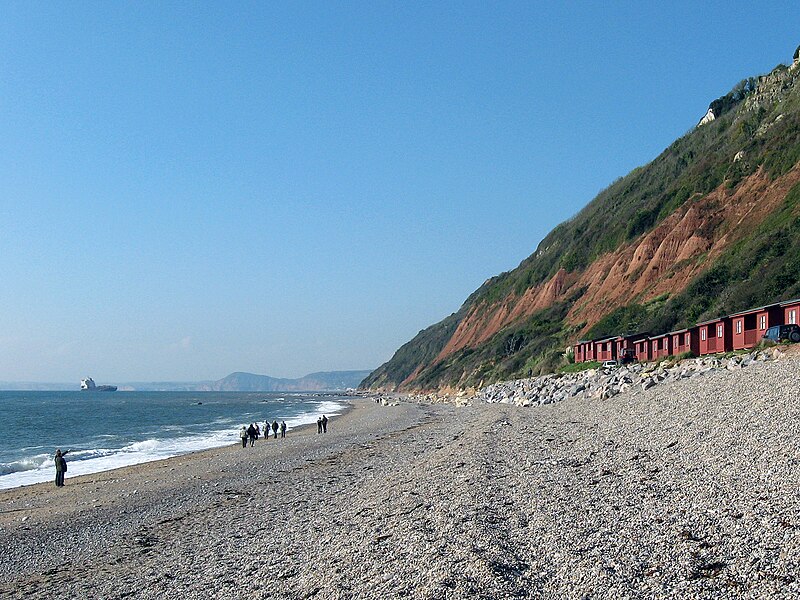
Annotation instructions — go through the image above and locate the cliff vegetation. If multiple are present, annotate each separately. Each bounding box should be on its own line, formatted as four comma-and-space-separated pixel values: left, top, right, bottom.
363, 47, 800, 391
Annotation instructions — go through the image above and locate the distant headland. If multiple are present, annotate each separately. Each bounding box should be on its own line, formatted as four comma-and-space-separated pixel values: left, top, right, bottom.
0, 370, 373, 392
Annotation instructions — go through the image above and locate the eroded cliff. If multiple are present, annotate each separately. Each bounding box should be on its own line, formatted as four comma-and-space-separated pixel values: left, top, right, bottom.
363, 47, 800, 392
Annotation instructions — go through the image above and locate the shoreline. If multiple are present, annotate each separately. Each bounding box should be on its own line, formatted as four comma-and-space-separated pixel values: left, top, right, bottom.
0, 397, 359, 517
3, 358, 800, 598
0, 395, 354, 492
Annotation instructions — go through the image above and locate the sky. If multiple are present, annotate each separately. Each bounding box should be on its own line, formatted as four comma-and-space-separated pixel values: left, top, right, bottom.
0, 2, 797, 383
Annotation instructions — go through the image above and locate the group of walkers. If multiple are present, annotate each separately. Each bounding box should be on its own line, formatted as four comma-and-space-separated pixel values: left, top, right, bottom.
240, 420, 286, 447
238, 414, 330, 445
53, 413, 332, 488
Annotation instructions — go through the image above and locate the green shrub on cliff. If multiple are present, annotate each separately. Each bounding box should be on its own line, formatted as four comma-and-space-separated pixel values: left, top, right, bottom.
363, 54, 800, 391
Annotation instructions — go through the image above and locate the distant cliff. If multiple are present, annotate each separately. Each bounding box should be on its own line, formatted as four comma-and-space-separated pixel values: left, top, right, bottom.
363, 43, 800, 392
0, 371, 373, 392
199, 370, 373, 392
117, 370, 373, 392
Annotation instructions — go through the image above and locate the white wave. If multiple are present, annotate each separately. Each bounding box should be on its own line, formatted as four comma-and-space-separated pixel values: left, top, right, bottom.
126, 439, 161, 452
316, 400, 346, 415
0, 428, 238, 490
0, 453, 52, 475
282, 400, 347, 430
0, 398, 351, 490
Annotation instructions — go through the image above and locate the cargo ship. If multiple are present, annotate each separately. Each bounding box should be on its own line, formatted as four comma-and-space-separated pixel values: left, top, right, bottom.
80, 377, 117, 392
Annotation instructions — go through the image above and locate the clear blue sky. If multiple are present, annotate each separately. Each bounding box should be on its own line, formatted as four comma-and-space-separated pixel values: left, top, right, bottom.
0, 2, 797, 382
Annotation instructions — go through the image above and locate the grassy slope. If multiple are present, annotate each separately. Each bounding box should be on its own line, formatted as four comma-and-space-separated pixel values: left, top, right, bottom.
365, 64, 800, 391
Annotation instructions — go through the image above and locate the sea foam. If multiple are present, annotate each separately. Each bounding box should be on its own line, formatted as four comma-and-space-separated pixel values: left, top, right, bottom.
0, 396, 347, 490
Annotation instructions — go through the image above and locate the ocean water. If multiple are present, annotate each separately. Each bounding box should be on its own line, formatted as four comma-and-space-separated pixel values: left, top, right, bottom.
0, 390, 347, 490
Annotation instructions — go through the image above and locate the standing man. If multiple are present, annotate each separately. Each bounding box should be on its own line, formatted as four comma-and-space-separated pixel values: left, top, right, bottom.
280, 421, 287, 438
54, 449, 69, 487
321, 415, 328, 433
272, 420, 279, 439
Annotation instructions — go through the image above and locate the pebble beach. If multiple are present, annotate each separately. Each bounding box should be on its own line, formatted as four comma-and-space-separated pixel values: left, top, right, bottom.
3, 355, 800, 599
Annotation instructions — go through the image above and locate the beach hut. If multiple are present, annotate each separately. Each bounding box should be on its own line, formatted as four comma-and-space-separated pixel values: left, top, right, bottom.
581, 340, 593, 362
650, 333, 672, 359
782, 298, 800, 326
634, 337, 651, 362
698, 316, 732, 355
670, 327, 699, 356
614, 334, 638, 362
574, 339, 596, 363
595, 337, 617, 362
573, 341, 586, 363
731, 304, 782, 350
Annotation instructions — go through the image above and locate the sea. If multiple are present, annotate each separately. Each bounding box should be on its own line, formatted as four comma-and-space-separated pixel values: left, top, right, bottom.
0, 390, 348, 490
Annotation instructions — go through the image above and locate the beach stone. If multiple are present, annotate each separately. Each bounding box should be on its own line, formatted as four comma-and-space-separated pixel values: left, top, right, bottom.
9, 356, 799, 598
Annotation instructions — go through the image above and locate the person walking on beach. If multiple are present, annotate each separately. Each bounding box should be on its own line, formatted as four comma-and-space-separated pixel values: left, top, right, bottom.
54, 449, 69, 487
317, 417, 322, 434
321, 414, 328, 433
255, 423, 261, 440
265, 421, 271, 440
240, 426, 248, 448
271, 420, 279, 439
247, 423, 257, 447
280, 421, 286, 438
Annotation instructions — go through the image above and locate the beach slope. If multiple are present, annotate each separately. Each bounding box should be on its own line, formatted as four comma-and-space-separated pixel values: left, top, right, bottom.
2, 357, 800, 598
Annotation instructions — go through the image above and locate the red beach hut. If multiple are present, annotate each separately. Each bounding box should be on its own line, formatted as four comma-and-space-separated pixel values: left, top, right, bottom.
782, 298, 800, 326
698, 317, 732, 355
731, 304, 782, 350
670, 327, 699, 356
650, 333, 672, 359
615, 335, 638, 362
634, 337, 651, 362
595, 337, 617, 362
573, 341, 585, 363
574, 339, 597, 363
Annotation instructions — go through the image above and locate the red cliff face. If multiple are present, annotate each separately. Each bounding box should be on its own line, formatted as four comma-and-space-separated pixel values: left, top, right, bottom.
434, 267, 572, 361
569, 165, 800, 328
356, 53, 800, 393
423, 165, 800, 372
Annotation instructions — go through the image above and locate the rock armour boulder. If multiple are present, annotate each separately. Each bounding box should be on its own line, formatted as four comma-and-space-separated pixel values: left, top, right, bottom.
475, 348, 784, 407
